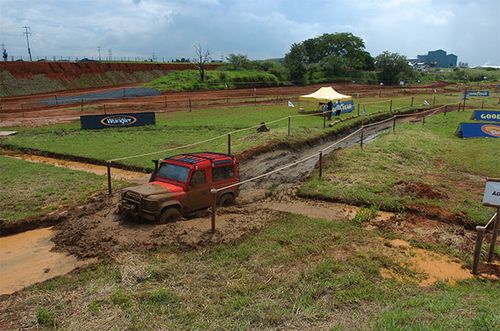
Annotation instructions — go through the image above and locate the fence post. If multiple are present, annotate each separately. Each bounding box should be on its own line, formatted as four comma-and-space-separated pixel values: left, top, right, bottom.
487, 209, 499, 263
107, 162, 112, 195
164, 95, 167, 108
54, 95, 58, 105
189, 98, 192, 112
411, 96, 414, 107
458, 103, 461, 112
227, 133, 231, 155
472, 226, 485, 274
389, 100, 393, 112
323, 114, 326, 129
103, 104, 106, 114
287, 116, 291, 137
81, 98, 83, 112
422, 116, 426, 125
392, 117, 396, 132
360, 129, 364, 149
481, 100, 484, 109
254, 88, 257, 105
463, 88, 467, 111
433, 95, 436, 106
123, 88, 126, 98
357, 103, 360, 116
319, 151, 323, 178
211, 190, 217, 233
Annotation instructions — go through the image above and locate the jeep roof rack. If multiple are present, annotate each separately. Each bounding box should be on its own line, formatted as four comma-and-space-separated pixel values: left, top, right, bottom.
163, 152, 233, 165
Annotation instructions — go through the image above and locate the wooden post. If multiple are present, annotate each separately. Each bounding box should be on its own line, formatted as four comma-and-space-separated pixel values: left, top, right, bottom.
463, 88, 467, 111
107, 162, 112, 195
164, 95, 167, 108
392, 117, 396, 132
323, 114, 326, 129
103, 104, 106, 114
319, 151, 323, 178
422, 116, 426, 125
357, 103, 360, 116
54, 95, 58, 105
458, 102, 461, 112
276, 88, 279, 104
254, 88, 257, 105
472, 226, 485, 274
227, 133, 231, 155
433, 95, 436, 106
211, 190, 217, 233
411, 96, 414, 107
80, 98, 83, 112
444, 106, 447, 116
487, 209, 499, 263
287, 116, 291, 137
360, 129, 364, 149
188, 98, 192, 112
389, 100, 393, 113
481, 100, 484, 109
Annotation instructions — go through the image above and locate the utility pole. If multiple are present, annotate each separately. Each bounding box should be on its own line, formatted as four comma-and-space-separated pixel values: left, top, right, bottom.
97, 46, 101, 61
108, 48, 112, 61
22, 26, 32, 61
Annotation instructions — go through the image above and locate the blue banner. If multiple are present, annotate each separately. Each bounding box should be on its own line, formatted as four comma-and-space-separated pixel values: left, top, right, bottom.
337, 100, 355, 114
466, 91, 489, 97
471, 110, 500, 122
81, 112, 156, 129
456, 122, 500, 138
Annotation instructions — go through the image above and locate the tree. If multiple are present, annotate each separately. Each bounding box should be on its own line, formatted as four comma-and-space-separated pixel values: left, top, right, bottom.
225, 53, 252, 70
284, 43, 307, 83
375, 51, 412, 84
193, 44, 211, 81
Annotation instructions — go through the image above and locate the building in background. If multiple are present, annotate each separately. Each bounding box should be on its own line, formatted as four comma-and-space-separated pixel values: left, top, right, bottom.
416, 49, 457, 68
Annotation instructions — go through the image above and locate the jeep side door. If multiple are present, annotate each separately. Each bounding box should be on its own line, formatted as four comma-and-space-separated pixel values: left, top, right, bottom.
182, 169, 211, 213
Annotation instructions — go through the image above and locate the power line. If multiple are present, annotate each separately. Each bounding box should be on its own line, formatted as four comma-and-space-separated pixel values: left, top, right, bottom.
22, 26, 32, 61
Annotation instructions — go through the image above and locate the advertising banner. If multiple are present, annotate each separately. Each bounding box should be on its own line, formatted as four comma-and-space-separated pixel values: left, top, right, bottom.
81, 112, 156, 129
338, 100, 355, 114
471, 110, 500, 122
466, 91, 489, 97
456, 122, 500, 138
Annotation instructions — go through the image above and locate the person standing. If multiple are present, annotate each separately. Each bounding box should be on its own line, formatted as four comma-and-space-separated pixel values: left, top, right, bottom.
335, 100, 342, 117
326, 100, 333, 120
2, 49, 7, 62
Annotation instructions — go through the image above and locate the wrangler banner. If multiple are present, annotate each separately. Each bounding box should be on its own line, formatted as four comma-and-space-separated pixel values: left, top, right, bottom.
81, 112, 156, 129
456, 122, 500, 138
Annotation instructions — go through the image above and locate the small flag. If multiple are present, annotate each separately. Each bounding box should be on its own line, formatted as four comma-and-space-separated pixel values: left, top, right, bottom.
288, 100, 295, 108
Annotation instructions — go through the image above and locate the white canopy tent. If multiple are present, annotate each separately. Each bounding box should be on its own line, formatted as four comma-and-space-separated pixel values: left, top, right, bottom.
299, 86, 352, 103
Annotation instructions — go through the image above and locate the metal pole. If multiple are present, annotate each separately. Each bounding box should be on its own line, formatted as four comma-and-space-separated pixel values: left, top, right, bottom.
323, 114, 326, 129
227, 133, 231, 155
319, 151, 323, 178
211, 190, 217, 233
393, 117, 396, 132
287, 116, 291, 137
360, 129, 364, 149
357, 103, 360, 116
107, 162, 112, 195
472, 226, 485, 274
487, 209, 499, 263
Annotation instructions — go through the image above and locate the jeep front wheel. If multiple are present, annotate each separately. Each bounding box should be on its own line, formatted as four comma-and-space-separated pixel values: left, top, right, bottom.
159, 207, 182, 223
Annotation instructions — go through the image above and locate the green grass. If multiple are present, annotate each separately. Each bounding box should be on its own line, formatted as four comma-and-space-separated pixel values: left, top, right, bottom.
299, 110, 500, 226
0, 155, 128, 223
6, 214, 498, 330
147, 69, 279, 91
1, 94, 468, 170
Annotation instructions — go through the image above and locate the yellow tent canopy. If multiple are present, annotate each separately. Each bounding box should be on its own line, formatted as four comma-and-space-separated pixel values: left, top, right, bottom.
299, 86, 352, 103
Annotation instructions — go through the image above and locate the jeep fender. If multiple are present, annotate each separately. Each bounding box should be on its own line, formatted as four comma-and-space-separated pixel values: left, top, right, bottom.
159, 201, 182, 215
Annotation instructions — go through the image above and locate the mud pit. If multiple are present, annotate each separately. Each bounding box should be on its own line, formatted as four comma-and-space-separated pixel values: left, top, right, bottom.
0, 228, 94, 295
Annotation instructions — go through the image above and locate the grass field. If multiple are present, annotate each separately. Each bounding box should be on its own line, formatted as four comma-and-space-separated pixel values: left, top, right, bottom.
147, 69, 279, 91
299, 111, 500, 227
8, 214, 499, 330
1, 94, 469, 169
0, 155, 128, 223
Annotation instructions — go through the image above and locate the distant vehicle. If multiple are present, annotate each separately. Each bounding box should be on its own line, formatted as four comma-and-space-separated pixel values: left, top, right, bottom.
119, 152, 239, 222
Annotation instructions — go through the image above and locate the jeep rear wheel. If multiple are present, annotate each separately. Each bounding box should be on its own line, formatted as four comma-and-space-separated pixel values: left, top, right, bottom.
218, 193, 235, 207
159, 207, 182, 223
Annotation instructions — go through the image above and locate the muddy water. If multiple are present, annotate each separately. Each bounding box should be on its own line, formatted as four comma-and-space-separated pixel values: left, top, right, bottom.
0, 227, 91, 295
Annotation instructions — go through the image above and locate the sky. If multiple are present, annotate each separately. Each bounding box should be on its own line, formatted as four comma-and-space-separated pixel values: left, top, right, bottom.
1, 0, 499, 66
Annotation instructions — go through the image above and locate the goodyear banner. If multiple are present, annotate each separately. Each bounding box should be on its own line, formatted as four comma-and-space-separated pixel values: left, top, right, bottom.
471, 110, 500, 122
466, 91, 489, 97
456, 122, 500, 139
81, 112, 156, 129
338, 100, 355, 114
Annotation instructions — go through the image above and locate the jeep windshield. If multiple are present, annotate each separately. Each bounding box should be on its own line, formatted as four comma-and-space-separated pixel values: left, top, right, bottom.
155, 163, 190, 183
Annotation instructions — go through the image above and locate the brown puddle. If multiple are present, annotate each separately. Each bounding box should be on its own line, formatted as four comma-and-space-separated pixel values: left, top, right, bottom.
5, 153, 148, 183
383, 239, 473, 287
0, 227, 93, 295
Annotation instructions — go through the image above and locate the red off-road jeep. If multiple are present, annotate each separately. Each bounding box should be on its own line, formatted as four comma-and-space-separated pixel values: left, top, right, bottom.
119, 152, 239, 222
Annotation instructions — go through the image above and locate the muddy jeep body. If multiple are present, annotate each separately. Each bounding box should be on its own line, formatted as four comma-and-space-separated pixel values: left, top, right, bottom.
119, 152, 239, 221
